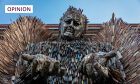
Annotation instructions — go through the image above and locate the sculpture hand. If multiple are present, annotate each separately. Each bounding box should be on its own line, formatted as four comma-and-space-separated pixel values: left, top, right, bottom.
78, 53, 109, 77
22, 54, 66, 77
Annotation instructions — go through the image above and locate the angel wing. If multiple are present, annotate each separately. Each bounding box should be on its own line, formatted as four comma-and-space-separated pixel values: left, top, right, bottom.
96, 14, 140, 84
0, 16, 50, 84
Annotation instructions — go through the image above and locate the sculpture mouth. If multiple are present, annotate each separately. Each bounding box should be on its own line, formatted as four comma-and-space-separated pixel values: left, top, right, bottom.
64, 26, 74, 36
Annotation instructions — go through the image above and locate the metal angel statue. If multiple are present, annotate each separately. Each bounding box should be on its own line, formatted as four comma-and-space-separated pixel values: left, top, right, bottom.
0, 6, 139, 84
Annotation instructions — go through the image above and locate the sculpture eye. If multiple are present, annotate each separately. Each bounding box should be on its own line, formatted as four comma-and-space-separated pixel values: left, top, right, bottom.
65, 19, 71, 24
73, 21, 80, 26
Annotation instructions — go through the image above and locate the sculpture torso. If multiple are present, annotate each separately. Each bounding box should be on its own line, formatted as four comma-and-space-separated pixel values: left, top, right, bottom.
16, 37, 124, 84
25, 38, 98, 83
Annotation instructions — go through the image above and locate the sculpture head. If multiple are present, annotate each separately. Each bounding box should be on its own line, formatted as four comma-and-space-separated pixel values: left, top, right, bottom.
59, 6, 88, 40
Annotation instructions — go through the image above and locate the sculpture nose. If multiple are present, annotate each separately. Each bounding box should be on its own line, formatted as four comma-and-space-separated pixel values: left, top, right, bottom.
69, 20, 74, 26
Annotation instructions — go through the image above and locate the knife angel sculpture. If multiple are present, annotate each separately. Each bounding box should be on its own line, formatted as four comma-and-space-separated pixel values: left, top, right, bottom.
0, 7, 139, 84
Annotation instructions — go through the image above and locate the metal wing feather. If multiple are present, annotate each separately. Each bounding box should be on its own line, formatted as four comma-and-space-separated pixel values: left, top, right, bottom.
96, 16, 140, 84
0, 16, 50, 84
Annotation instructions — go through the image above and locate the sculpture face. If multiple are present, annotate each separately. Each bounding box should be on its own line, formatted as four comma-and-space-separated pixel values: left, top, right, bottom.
60, 7, 87, 40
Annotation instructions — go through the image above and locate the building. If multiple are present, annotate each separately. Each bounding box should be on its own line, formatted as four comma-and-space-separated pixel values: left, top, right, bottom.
0, 14, 139, 40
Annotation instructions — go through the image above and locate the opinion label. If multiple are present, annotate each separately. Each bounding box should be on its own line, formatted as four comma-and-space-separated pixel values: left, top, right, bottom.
5, 5, 33, 13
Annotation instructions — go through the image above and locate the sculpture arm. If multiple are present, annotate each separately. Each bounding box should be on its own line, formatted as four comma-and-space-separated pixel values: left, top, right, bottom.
79, 52, 125, 83
15, 54, 65, 84
78, 53, 109, 78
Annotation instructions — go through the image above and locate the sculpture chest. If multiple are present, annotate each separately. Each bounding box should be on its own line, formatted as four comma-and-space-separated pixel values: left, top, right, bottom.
26, 40, 97, 83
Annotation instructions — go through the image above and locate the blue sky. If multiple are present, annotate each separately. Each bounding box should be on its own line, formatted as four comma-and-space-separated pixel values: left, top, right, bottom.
0, 0, 140, 24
